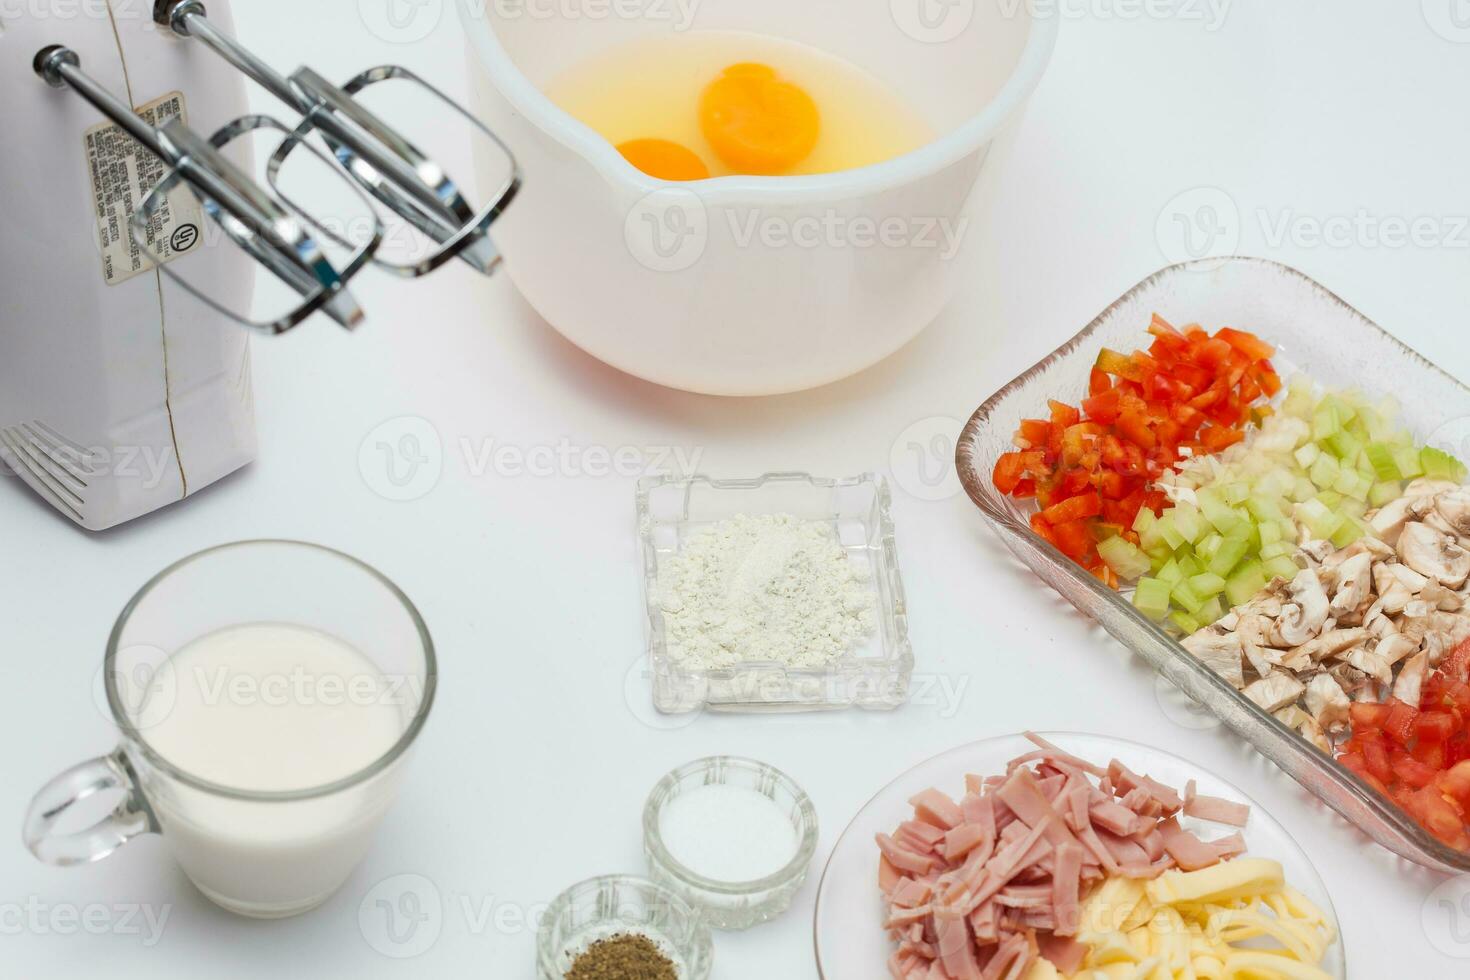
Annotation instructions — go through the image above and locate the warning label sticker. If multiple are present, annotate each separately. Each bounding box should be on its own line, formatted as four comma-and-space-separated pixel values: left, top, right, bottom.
83, 91, 205, 286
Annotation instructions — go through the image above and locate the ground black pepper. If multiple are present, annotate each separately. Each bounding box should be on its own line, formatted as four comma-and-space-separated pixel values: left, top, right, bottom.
564, 932, 678, 980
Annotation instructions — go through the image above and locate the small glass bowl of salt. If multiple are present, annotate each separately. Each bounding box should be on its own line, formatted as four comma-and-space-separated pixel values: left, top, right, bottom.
643, 756, 818, 931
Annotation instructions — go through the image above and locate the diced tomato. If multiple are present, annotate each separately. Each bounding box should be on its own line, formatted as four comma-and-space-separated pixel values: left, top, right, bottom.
1392, 755, 1439, 790
1116, 410, 1156, 451
1088, 368, 1112, 397
1094, 348, 1145, 383
992, 453, 1026, 494
1441, 761, 1470, 810
1081, 389, 1123, 425
1362, 737, 1394, 785
1384, 699, 1420, 748
1017, 419, 1051, 447
1049, 400, 1081, 429
1215, 327, 1276, 361
1412, 739, 1446, 771
1416, 711, 1459, 744
1051, 519, 1095, 563
1442, 639, 1470, 683
1040, 492, 1102, 526
1191, 337, 1235, 370
1200, 424, 1245, 452
1349, 702, 1392, 731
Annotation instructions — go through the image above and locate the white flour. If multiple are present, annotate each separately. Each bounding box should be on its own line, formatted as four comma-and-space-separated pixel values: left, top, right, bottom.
658, 514, 875, 669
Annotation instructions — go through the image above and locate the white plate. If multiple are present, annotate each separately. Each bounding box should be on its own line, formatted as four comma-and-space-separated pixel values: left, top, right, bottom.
812, 731, 1345, 979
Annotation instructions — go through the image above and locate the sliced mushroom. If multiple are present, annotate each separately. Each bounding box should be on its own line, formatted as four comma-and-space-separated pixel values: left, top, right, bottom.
1341, 644, 1393, 685
1329, 554, 1372, 618
1182, 631, 1246, 688
1435, 489, 1470, 541
1405, 478, 1461, 497
1397, 522, 1470, 588
1391, 651, 1429, 705
1270, 570, 1331, 646
1243, 671, 1307, 713
1372, 632, 1419, 670
1367, 496, 1416, 546
1299, 539, 1336, 566
1234, 614, 1275, 680
1290, 627, 1369, 665
1420, 581, 1465, 612
1304, 672, 1351, 731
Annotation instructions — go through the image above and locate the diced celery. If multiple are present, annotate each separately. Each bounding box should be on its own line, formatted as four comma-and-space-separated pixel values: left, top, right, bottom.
1422, 446, 1469, 482
1364, 442, 1401, 482
1198, 596, 1225, 626
1326, 428, 1363, 462
1197, 489, 1243, 534
1225, 560, 1269, 607
1394, 446, 1425, 479
1283, 377, 1316, 418
1146, 542, 1174, 565
1262, 555, 1303, 584
1171, 580, 1206, 616
1188, 572, 1227, 598
1178, 553, 1205, 578
1314, 490, 1344, 510
1259, 540, 1296, 561
1369, 480, 1404, 508
1156, 558, 1184, 586
1096, 536, 1148, 581
1331, 516, 1365, 549
1311, 401, 1340, 442
1247, 493, 1286, 523
1222, 483, 1250, 505
1291, 477, 1317, 503
1309, 453, 1340, 489
1341, 496, 1368, 520
1132, 506, 1157, 535
1196, 532, 1223, 562
1133, 577, 1173, 620
1171, 504, 1207, 544
1259, 521, 1283, 547
1296, 499, 1344, 541
1169, 610, 1202, 635
1257, 468, 1296, 498
1156, 512, 1185, 550
1294, 442, 1321, 470
1207, 536, 1251, 579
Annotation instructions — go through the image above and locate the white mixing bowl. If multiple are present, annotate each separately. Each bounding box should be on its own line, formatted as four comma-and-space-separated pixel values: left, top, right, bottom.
461, 0, 1057, 395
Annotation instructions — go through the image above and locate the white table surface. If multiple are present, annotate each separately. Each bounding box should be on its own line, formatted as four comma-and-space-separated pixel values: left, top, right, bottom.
6, 1, 1470, 976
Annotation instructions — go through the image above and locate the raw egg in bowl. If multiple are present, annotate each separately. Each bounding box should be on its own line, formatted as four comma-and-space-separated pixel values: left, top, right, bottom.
462, 0, 1057, 395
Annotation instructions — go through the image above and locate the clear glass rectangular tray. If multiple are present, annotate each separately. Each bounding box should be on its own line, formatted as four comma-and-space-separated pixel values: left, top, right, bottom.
636, 472, 912, 713
956, 257, 1470, 873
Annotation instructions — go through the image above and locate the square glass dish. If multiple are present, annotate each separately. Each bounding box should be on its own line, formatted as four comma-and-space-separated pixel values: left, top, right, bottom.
956, 257, 1470, 873
636, 473, 912, 713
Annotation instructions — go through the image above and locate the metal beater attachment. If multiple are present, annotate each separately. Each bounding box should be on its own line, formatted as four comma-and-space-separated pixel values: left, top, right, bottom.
155, 0, 520, 279
33, 45, 381, 333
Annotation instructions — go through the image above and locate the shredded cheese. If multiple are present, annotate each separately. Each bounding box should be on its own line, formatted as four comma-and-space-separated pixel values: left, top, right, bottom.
1067, 860, 1336, 980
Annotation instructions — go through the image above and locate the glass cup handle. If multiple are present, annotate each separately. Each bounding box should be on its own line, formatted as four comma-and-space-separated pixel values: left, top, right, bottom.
23, 749, 156, 866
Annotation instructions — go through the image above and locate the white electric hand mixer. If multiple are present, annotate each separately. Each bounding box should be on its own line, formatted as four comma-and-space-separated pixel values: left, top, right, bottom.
0, 0, 519, 530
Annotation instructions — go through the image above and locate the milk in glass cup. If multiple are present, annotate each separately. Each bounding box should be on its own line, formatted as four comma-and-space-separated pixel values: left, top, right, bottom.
23, 540, 436, 918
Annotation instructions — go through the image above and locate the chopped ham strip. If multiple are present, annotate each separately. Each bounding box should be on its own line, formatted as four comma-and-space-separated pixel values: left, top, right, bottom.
1183, 779, 1252, 827
879, 738, 1254, 980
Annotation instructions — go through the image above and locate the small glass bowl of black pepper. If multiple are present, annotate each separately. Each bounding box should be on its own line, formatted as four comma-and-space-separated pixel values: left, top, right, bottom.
537, 875, 713, 980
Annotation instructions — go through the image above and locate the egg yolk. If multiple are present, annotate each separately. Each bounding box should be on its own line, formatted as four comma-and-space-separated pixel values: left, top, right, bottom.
616, 138, 711, 181
699, 63, 820, 175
